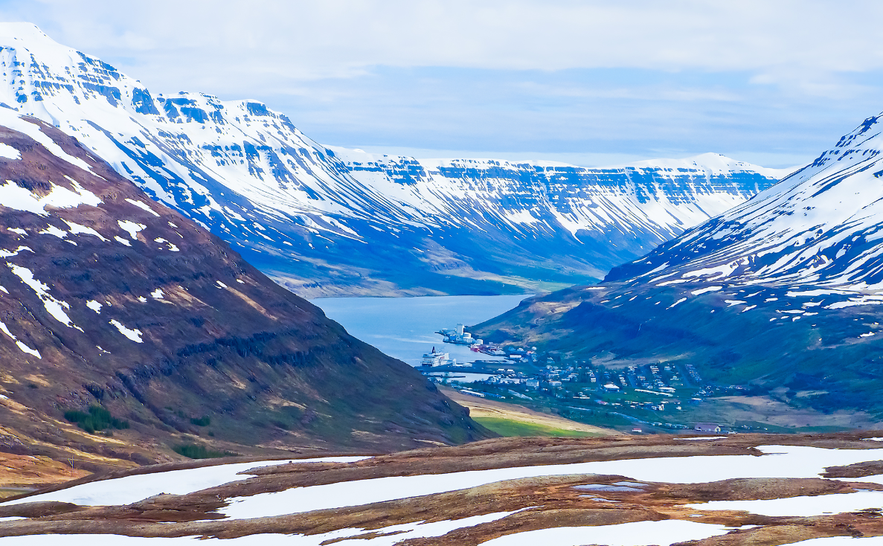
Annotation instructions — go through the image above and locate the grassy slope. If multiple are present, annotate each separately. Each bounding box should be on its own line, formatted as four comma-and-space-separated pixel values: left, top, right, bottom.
472, 282, 883, 425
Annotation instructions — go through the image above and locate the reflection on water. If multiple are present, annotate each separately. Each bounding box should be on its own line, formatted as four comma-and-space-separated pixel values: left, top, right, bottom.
313, 295, 529, 366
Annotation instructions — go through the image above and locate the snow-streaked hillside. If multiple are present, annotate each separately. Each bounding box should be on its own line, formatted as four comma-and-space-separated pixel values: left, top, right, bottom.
474, 113, 883, 422
0, 23, 785, 296
607, 113, 883, 294
0, 109, 486, 465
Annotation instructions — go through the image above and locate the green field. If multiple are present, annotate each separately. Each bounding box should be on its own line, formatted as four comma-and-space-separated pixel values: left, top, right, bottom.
472, 416, 598, 438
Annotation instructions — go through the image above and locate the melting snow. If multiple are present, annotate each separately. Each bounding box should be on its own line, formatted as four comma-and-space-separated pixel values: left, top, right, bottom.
687, 490, 883, 518
0, 511, 520, 545
63, 220, 106, 240
38, 225, 66, 239
220, 445, 883, 520
0, 246, 33, 258
8, 265, 78, 329
86, 300, 102, 314
0, 321, 40, 359
0, 143, 20, 160
481, 520, 743, 546
108, 319, 143, 343
118, 220, 145, 240
124, 198, 161, 217
826, 295, 883, 310
154, 237, 179, 251
6, 228, 26, 235
4, 457, 368, 507
0, 179, 100, 216
114, 236, 131, 246
691, 286, 722, 296
150, 289, 164, 299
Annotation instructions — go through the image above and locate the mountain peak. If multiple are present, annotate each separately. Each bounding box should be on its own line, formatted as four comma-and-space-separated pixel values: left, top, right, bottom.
0, 24, 782, 296
0, 22, 52, 42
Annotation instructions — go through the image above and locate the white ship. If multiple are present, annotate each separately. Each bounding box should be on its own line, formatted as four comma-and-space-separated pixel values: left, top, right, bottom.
421, 347, 452, 367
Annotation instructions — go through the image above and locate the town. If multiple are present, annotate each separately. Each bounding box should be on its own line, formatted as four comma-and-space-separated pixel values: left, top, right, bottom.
421, 325, 758, 435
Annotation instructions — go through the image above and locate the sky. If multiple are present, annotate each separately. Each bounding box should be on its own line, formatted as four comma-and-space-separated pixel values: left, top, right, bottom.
2, 1, 883, 168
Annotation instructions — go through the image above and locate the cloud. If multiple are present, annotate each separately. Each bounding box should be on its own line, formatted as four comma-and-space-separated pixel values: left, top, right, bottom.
1, 0, 883, 166
8, 0, 883, 83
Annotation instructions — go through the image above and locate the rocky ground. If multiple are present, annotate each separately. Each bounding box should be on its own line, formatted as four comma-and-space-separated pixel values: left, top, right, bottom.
3, 433, 883, 544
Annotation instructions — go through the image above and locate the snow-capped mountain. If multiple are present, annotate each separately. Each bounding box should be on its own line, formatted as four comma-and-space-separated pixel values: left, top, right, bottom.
606, 113, 883, 296
474, 113, 883, 424
0, 23, 786, 296
0, 110, 484, 466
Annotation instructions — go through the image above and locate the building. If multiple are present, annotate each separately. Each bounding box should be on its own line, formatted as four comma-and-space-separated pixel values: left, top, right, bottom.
437, 323, 481, 346
694, 423, 721, 433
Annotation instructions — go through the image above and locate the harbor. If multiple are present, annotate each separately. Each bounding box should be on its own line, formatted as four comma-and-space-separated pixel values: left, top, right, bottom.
314, 294, 528, 367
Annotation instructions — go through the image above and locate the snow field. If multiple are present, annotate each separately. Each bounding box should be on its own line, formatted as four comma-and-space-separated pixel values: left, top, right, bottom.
2, 457, 368, 507
221, 445, 883, 519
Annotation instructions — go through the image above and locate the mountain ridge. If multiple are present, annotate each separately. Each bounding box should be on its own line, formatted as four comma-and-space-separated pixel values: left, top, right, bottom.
0, 108, 487, 470
0, 22, 783, 297
472, 112, 883, 427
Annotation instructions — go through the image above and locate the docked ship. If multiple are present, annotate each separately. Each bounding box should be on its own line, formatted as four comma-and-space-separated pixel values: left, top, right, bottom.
421, 347, 453, 367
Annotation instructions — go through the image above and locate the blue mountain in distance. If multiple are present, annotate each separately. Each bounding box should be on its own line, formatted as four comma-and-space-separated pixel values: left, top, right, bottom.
0, 23, 787, 297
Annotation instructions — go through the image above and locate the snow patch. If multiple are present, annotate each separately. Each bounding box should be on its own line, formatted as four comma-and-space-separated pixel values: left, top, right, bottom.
86, 300, 102, 314
7, 457, 368, 506
117, 220, 145, 240
63, 220, 106, 241
0, 321, 40, 359
38, 225, 66, 239
0, 143, 20, 160
124, 198, 160, 217
0, 179, 100, 216
8, 265, 78, 329
482, 520, 743, 546
108, 319, 142, 343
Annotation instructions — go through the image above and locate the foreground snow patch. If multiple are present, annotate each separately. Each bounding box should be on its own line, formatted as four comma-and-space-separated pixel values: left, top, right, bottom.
480, 520, 743, 546
0, 510, 516, 544
3, 457, 368, 507
687, 490, 883, 517
222, 445, 883, 519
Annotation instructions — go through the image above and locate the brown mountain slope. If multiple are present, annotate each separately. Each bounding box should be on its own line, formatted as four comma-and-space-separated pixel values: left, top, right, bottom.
0, 114, 489, 472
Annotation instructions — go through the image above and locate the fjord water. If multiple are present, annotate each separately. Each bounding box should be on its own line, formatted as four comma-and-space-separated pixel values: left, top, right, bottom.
315, 295, 528, 366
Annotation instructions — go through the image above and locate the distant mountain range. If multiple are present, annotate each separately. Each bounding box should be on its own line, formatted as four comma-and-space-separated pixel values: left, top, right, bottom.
0, 109, 486, 469
475, 112, 883, 426
0, 23, 787, 297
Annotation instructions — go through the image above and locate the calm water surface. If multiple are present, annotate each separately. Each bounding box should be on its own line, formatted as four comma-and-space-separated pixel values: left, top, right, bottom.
314, 295, 529, 366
